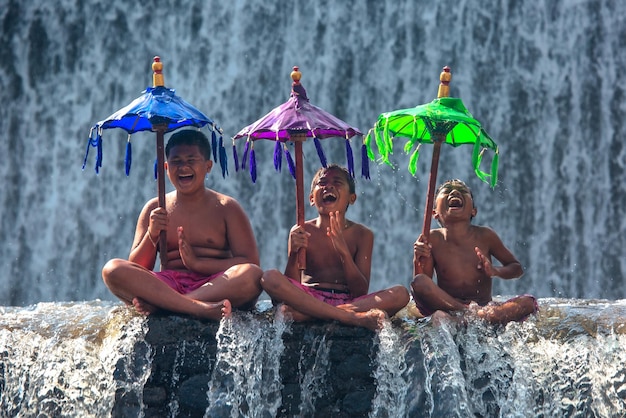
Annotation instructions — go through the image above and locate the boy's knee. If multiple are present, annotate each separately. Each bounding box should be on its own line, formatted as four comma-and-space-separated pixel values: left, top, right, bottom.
261, 269, 283, 291
101, 258, 127, 283
410, 274, 430, 292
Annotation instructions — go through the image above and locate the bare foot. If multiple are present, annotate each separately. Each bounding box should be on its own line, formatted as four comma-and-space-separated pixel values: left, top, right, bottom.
278, 304, 311, 322
351, 309, 387, 331
198, 299, 232, 320
132, 297, 159, 315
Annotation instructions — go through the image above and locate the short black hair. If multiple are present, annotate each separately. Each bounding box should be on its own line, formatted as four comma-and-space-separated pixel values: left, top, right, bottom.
165, 129, 211, 160
310, 164, 356, 194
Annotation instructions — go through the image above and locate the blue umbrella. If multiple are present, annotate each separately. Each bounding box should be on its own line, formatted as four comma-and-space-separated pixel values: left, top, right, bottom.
82, 56, 224, 268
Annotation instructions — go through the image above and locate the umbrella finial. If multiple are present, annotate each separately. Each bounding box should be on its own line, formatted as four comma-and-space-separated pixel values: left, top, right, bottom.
437, 66, 452, 98
152, 56, 164, 87
290, 66, 308, 101
291, 66, 301, 85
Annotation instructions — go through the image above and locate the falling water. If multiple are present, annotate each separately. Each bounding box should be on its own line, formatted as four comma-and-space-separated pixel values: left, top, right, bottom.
1, 0, 625, 305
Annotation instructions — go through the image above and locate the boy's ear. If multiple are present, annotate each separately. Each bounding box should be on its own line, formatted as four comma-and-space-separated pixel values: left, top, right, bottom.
309, 192, 315, 206
164, 161, 168, 171
205, 159, 213, 173
471, 206, 477, 219
349, 193, 357, 205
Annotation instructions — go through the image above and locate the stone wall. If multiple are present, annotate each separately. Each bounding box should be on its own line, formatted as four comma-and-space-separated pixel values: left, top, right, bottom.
110, 313, 420, 418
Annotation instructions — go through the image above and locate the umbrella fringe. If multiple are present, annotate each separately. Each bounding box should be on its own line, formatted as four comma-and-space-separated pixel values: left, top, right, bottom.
219, 141, 228, 178
241, 140, 250, 170
313, 137, 327, 168
82, 128, 103, 174
232, 143, 239, 172
273, 141, 283, 172
408, 144, 421, 177
284, 145, 296, 179
361, 144, 370, 180
490, 151, 499, 188
125, 138, 132, 176
364, 129, 376, 161
211, 131, 218, 163
250, 147, 257, 183
153, 159, 157, 180
345, 139, 354, 178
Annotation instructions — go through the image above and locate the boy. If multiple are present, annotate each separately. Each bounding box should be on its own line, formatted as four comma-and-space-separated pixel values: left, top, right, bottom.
411, 179, 538, 325
261, 164, 410, 331
102, 130, 263, 320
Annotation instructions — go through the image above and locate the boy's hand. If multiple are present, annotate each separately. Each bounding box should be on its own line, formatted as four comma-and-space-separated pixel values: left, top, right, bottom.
327, 211, 350, 258
178, 226, 198, 270
289, 225, 310, 252
148, 206, 168, 240
475, 247, 496, 277
413, 234, 432, 259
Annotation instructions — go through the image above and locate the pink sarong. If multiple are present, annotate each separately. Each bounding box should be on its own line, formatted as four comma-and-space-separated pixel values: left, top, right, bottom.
154, 270, 224, 295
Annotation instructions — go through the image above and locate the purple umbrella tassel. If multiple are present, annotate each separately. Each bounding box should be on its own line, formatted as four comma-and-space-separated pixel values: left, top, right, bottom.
124, 139, 132, 176
313, 137, 327, 168
211, 131, 218, 163
241, 140, 250, 170
273, 141, 283, 172
232, 144, 239, 172
345, 139, 355, 178
284, 146, 296, 179
250, 148, 257, 183
361, 144, 370, 180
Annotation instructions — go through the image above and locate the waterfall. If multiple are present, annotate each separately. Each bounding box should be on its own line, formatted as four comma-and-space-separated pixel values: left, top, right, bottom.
1, 1, 625, 304
2, 300, 625, 416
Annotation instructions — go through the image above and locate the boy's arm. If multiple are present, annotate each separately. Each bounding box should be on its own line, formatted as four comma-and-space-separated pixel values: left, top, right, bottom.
328, 212, 371, 296
476, 227, 523, 279
284, 224, 307, 280
413, 234, 434, 277
129, 199, 162, 270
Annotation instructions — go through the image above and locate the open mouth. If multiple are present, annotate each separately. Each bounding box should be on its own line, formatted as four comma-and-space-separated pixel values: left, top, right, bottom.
448, 197, 463, 208
322, 191, 337, 203
179, 173, 194, 183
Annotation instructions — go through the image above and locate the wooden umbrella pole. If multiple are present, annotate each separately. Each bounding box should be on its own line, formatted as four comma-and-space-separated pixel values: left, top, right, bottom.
156, 127, 168, 269
421, 136, 443, 239
422, 66, 453, 239
292, 134, 307, 275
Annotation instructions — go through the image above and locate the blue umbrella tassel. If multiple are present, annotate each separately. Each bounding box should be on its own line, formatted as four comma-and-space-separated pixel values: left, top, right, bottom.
345, 139, 355, 178
361, 144, 370, 180
219, 139, 228, 178
124, 136, 132, 176
313, 137, 327, 168
153, 159, 158, 180
232, 142, 239, 173
249, 147, 257, 183
273, 141, 283, 172
211, 130, 218, 162
241, 140, 250, 170
284, 145, 296, 179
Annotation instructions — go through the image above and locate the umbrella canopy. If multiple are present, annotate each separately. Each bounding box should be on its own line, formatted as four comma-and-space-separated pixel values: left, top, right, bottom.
82, 56, 225, 268
365, 66, 499, 238
233, 66, 362, 273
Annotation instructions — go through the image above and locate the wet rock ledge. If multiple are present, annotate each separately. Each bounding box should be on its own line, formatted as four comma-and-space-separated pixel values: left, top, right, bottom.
110, 311, 421, 418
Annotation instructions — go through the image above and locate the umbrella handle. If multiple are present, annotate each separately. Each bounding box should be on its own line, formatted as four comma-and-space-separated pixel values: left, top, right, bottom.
294, 140, 306, 272
156, 128, 168, 270
421, 139, 443, 239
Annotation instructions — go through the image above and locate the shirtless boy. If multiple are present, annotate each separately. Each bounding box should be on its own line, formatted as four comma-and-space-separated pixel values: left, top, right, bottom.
102, 129, 263, 320
261, 164, 410, 331
411, 179, 537, 325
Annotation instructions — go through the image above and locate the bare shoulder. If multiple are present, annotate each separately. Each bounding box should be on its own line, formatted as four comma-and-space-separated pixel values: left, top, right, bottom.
140, 197, 160, 214
348, 221, 373, 241
473, 224, 500, 241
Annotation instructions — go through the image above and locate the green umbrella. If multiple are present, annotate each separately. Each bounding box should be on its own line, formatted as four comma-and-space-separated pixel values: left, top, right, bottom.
364, 66, 499, 238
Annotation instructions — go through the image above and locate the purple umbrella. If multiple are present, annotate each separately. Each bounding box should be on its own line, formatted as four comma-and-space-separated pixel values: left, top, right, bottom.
233, 66, 362, 274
